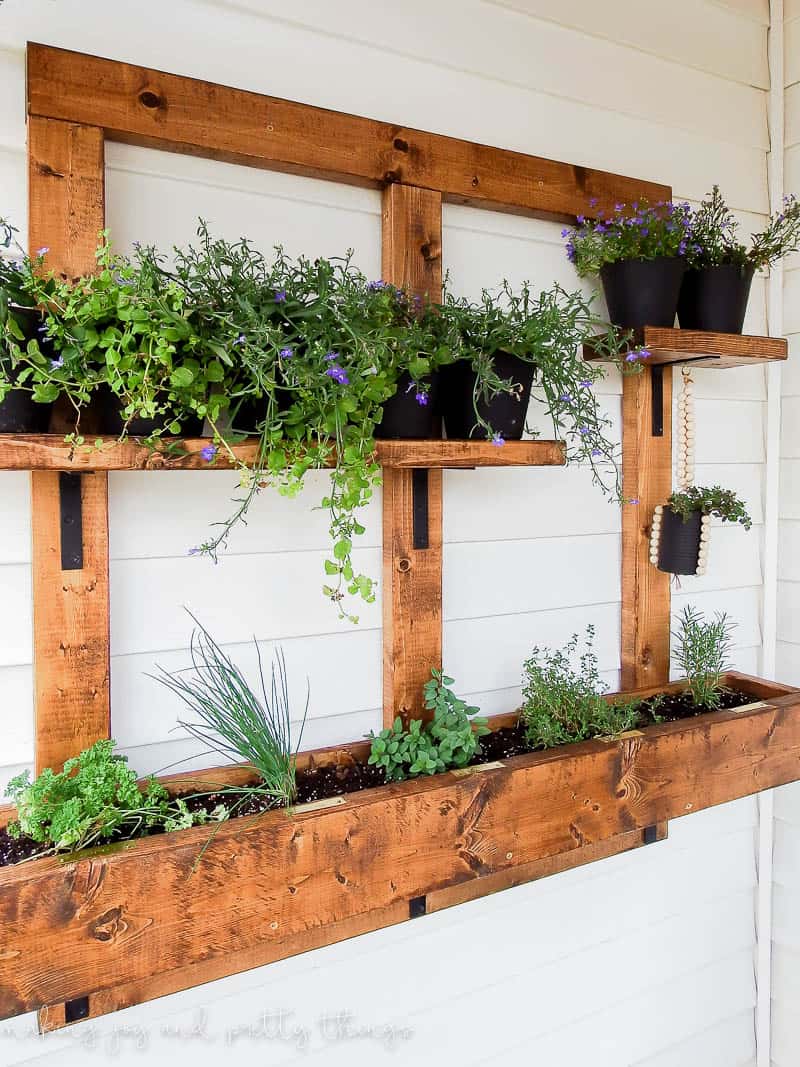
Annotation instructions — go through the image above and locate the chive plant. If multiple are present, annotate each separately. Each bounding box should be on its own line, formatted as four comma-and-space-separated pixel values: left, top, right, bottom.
153, 616, 307, 806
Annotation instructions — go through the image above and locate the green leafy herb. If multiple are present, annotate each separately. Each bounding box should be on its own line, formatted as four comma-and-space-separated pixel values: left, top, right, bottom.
673, 605, 735, 709
667, 485, 752, 529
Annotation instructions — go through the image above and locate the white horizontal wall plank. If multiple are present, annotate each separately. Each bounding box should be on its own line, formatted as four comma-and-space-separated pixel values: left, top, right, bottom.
486, 0, 768, 88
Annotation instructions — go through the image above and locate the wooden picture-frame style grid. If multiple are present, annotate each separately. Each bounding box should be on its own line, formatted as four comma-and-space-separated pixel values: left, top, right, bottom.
23, 42, 673, 778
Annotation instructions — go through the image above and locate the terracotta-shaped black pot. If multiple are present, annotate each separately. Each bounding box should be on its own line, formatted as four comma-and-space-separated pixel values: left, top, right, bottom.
0, 307, 54, 432
91, 385, 203, 437
677, 264, 754, 334
376, 371, 440, 439
657, 506, 702, 575
600, 256, 686, 328
441, 351, 535, 440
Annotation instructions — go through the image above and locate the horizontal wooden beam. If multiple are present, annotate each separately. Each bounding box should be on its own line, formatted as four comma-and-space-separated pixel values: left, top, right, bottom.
1, 674, 798, 1021
27, 44, 670, 222
0, 436, 566, 471
585, 326, 788, 368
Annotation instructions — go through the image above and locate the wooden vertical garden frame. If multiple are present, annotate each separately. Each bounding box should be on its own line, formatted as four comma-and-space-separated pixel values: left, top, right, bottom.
1, 42, 796, 1029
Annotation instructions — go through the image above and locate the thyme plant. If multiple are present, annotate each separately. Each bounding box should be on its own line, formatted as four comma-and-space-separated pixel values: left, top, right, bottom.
519, 626, 641, 748
673, 605, 735, 709
687, 185, 800, 271
152, 616, 307, 805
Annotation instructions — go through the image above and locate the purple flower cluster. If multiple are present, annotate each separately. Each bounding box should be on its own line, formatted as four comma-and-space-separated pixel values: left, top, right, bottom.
625, 347, 652, 363
280, 347, 293, 359
491, 432, 505, 447
201, 444, 218, 462
326, 359, 350, 385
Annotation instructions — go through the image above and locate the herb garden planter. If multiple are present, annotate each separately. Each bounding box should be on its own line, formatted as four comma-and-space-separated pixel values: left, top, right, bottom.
599, 256, 685, 328
678, 264, 755, 334
441, 351, 535, 440
1, 671, 798, 1025
376, 371, 440, 439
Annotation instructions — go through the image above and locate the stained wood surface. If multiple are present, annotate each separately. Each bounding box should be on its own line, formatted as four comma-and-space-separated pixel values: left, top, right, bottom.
620, 367, 673, 689
37, 822, 666, 1032
1, 678, 798, 1023
26, 44, 670, 223
381, 185, 444, 727
0, 435, 565, 471
28, 116, 109, 775
584, 326, 788, 368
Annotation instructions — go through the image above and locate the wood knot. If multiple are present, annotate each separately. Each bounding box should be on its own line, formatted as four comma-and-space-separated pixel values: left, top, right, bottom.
471, 175, 479, 187
393, 137, 409, 153
144, 452, 166, 470
420, 241, 440, 262
138, 88, 164, 111
383, 169, 400, 184
89, 906, 125, 942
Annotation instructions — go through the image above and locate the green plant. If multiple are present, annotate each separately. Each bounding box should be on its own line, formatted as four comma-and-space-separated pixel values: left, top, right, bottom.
667, 485, 752, 529
440, 280, 628, 498
3, 739, 202, 854
152, 616, 307, 806
519, 626, 641, 748
368, 669, 488, 781
687, 185, 800, 271
564, 199, 694, 277
673, 604, 735, 709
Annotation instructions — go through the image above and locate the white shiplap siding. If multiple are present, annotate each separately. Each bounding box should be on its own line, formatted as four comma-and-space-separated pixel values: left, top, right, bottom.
0, 1, 774, 1063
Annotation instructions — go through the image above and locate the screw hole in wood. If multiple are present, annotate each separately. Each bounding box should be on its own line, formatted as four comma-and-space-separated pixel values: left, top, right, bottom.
138, 89, 163, 110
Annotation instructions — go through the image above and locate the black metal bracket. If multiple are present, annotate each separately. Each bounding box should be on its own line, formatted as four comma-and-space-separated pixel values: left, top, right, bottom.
412, 468, 429, 550
64, 996, 90, 1024
643, 824, 663, 845
409, 895, 427, 918
651, 365, 664, 438
59, 472, 84, 571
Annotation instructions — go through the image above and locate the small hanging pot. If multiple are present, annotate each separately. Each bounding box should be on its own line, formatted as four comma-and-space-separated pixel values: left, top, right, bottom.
677, 263, 755, 334
441, 350, 535, 440
599, 256, 686, 328
649, 505, 710, 576
376, 371, 440, 439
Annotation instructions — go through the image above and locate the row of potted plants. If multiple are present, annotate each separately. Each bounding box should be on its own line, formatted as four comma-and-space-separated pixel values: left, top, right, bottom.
0, 604, 743, 867
564, 185, 800, 332
0, 217, 626, 621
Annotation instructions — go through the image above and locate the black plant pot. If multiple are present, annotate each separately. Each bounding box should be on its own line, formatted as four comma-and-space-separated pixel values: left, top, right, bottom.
376, 371, 440, 439
0, 307, 54, 432
657, 506, 702, 575
677, 264, 754, 334
441, 351, 535, 440
600, 256, 686, 328
92, 385, 203, 437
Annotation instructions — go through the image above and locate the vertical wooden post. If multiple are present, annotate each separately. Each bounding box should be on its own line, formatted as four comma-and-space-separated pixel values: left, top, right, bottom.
381, 184, 443, 725
28, 116, 109, 772
620, 365, 673, 690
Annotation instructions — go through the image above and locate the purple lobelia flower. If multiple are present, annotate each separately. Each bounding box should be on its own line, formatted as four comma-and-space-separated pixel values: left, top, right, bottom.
491, 432, 505, 447
280, 347, 293, 358
274, 290, 287, 302
326, 365, 350, 385
200, 444, 218, 462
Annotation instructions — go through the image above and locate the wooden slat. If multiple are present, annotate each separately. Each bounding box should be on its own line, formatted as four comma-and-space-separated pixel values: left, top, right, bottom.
26, 43, 670, 222
585, 326, 788, 368
38, 822, 665, 1032
0, 435, 565, 471
2, 685, 799, 1022
382, 186, 443, 727
28, 117, 109, 775
620, 366, 673, 689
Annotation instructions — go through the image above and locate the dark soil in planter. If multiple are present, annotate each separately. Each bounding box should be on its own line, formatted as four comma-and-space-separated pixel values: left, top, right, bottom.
637, 685, 756, 724
600, 256, 685, 328
441, 351, 535, 440
376, 371, 440, 439
678, 264, 754, 334
0, 685, 765, 867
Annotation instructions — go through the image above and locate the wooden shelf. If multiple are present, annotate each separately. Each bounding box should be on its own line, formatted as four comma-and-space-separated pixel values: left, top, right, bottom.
1, 672, 798, 1025
0, 435, 566, 472
584, 326, 788, 368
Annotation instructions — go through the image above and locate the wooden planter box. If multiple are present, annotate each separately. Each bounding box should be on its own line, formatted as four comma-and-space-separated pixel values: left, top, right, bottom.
2, 671, 799, 1027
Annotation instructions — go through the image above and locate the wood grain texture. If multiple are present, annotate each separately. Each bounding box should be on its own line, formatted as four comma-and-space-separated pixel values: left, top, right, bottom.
0, 436, 565, 471
1, 676, 798, 1023
381, 185, 443, 728
38, 822, 666, 1032
28, 116, 109, 776
30, 473, 110, 775
26, 43, 670, 222
620, 367, 673, 689
584, 326, 788, 368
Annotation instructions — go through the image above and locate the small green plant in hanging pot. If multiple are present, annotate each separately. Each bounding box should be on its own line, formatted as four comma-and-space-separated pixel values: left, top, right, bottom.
563, 198, 694, 327
650, 485, 752, 576
679, 185, 800, 333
